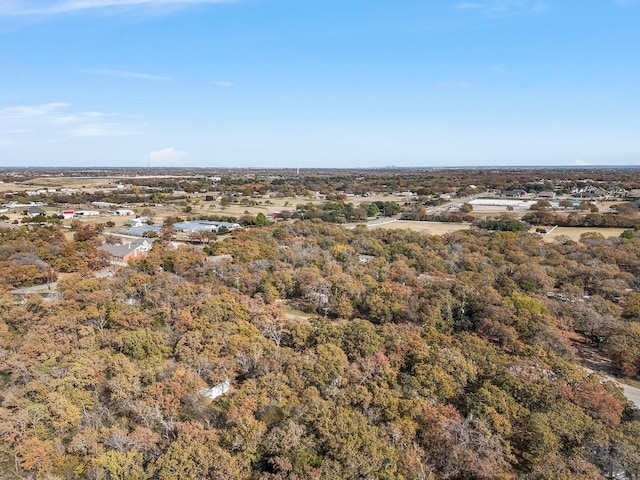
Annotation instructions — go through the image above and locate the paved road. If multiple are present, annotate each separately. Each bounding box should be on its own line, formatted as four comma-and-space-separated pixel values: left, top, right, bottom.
583, 369, 640, 410
618, 383, 640, 409
11, 283, 58, 295
576, 341, 640, 409
10, 268, 116, 296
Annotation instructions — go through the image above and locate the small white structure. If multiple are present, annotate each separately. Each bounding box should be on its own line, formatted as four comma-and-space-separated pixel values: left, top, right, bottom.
199, 378, 231, 400
75, 210, 100, 217
114, 209, 135, 216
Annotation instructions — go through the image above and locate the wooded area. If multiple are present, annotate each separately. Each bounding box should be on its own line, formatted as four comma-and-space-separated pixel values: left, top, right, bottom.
2, 219, 640, 479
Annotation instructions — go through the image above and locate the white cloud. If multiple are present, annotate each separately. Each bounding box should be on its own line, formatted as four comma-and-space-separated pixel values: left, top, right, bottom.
574, 159, 590, 166
86, 69, 173, 81
70, 122, 145, 137
1, 102, 132, 127
0, 101, 144, 144
2, 129, 32, 134
211, 80, 234, 88
52, 110, 123, 124
53, 115, 79, 124
149, 147, 186, 165
82, 111, 121, 117
1, 102, 70, 117
0, 0, 238, 16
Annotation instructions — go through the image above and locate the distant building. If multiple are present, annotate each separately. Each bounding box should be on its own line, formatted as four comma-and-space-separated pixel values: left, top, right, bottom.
120, 225, 162, 237
172, 220, 240, 233
537, 190, 555, 199
392, 191, 417, 197
114, 209, 135, 216
25, 206, 46, 217
625, 189, 640, 200
581, 187, 606, 198
99, 239, 154, 263
503, 189, 527, 197
573, 186, 607, 198
123, 217, 149, 228
74, 210, 100, 217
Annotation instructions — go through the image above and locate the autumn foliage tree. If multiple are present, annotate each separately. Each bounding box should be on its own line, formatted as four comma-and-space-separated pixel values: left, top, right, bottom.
2, 219, 640, 479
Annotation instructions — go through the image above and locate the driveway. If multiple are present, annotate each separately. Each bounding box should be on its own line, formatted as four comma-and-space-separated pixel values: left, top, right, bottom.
574, 339, 640, 410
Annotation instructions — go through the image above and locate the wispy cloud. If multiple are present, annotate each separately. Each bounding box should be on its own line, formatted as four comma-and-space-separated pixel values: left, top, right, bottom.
70, 122, 145, 137
85, 69, 173, 81
1, 129, 33, 134
1, 102, 70, 117
0, 101, 145, 143
53, 110, 122, 124
456, 1, 549, 17
0, 0, 238, 16
211, 80, 234, 88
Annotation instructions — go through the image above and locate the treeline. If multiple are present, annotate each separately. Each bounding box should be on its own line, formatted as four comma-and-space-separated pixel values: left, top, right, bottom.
474, 219, 530, 232
287, 200, 401, 223
2, 222, 640, 478
402, 211, 476, 223
523, 210, 640, 228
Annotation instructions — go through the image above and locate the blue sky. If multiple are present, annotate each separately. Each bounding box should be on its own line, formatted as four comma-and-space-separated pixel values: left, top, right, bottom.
0, 0, 638, 168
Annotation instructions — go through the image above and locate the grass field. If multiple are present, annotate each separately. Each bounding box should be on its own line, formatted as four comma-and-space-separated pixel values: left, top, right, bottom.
364, 220, 472, 235
363, 220, 628, 241
535, 226, 628, 242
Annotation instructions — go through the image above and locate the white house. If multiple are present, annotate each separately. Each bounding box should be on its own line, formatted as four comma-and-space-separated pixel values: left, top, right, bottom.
199, 378, 231, 400
74, 210, 100, 217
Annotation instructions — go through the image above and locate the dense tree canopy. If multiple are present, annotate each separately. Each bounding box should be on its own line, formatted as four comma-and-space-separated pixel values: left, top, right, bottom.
2, 221, 640, 479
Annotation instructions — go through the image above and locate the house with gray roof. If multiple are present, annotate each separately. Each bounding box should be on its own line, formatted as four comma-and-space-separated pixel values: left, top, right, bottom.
24, 206, 46, 217
99, 239, 154, 263
173, 220, 241, 233
503, 189, 527, 197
